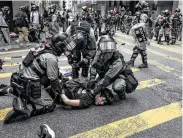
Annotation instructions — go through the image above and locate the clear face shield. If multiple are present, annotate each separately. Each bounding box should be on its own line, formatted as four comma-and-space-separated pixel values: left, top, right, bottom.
56, 36, 76, 52
98, 41, 117, 52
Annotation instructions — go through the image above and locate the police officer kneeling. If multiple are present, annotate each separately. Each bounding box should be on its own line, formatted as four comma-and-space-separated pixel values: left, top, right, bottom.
4, 32, 75, 124
89, 31, 138, 100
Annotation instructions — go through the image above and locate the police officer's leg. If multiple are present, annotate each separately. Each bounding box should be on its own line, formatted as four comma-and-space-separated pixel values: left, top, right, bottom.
128, 46, 139, 67
72, 51, 81, 79
171, 29, 176, 45
81, 65, 89, 78
138, 50, 148, 68
165, 28, 170, 45
31, 86, 55, 116
98, 22, 101, 36
158, 27, 163, 44
112, 77, 126, 100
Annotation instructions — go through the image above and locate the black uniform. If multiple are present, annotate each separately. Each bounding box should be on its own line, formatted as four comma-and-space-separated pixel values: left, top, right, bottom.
66, 20, 96, 79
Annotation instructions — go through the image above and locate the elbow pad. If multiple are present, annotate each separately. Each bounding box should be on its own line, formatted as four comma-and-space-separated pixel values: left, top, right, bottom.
50, 79, 62, 95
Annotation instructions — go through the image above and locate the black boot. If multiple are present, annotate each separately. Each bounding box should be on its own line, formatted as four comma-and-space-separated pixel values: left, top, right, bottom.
138, 63, 148, 68
4, 109, 29, 124
166, 35, 170, 45
157, 36, 163, 44
81, 67, 89, 78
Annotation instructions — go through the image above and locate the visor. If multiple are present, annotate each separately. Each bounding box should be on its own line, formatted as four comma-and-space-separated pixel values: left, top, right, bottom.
63, 36, 76, 51
99, 41, 116, 52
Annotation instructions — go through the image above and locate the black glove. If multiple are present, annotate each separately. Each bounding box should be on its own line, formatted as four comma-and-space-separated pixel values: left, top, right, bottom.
91, 84, 104, 96
87, 80, 96, 89
67, 55, 73, 65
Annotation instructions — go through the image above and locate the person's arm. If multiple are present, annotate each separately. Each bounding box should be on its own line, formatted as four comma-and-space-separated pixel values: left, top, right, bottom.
46, 57, 63, 95
60, 89, 94, 108
60, 93, 80, 107
91, 58, 123, 96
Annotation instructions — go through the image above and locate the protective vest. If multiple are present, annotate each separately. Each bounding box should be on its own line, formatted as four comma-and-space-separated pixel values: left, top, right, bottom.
22, 46, 57, 78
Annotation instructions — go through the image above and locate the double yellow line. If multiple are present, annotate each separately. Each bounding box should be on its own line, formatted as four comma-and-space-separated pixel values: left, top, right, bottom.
70, 102, 182, 138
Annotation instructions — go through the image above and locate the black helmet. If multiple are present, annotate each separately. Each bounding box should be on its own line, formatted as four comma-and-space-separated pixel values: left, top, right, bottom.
72, 32, 86, 50
98, 35, 116, 52
175, 8, 180, 13
164, 9, 171, 16
135, 11, 141, 17
31, 5, 37, 11
19, 6, 25, 11
51, 32, 76, 56
82, 6, 88, 12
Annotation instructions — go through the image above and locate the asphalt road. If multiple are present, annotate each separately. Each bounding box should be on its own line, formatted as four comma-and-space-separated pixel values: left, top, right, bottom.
0, 31, 182, 138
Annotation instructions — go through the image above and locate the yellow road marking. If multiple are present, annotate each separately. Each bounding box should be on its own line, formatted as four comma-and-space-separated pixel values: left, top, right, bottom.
3, 62, 20, 67
115, 32, 182, 54
0, 73, 12, 78
148, 60, 175, 72
115, 37, 182, 63
70, 102, 182, 138
0, 49, 29, 55
3, 56, 25, 61
147, 48, 182, 63
0, 108, 12, 120
136, 78, 164, 90
117, 45, 181, 73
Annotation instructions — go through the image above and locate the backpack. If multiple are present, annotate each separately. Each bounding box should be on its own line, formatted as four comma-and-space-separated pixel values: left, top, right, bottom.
118, 52, 138, 93
122, 65, 138, 93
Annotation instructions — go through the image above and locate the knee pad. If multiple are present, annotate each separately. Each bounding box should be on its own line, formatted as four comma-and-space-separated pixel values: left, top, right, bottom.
112, 78, 126, 93
142, 50, 147, 56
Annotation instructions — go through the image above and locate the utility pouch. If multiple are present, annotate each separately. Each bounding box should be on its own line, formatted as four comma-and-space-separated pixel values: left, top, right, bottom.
22, 51, 35, 67
122, 66, 138, 93
30, 79, 41, 99
10, 72, 26, 96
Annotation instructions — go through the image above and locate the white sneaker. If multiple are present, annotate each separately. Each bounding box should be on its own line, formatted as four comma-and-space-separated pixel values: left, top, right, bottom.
38, 124, 55, 138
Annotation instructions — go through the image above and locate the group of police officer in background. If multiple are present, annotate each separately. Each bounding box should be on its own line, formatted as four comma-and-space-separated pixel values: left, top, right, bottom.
0, 1, 182, 137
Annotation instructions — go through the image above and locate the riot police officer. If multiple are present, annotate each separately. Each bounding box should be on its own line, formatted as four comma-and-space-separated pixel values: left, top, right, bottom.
170, 8, 182, 44
94, 11, 102, 36
89, 32, 138, 100
128, 23, 150, 68
4, 32, 76, 124
81, 6, 94, 28
65, 16, 96, 79
158, 9, 171, 45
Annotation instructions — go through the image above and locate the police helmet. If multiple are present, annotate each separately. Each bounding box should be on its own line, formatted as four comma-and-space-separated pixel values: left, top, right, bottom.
164, 9, 171, 16
51, 32, 76, 56
72, 32, 85, 50
19, 6, 25, 11
82, 6, 88, 12
31, 5, 37, 11
121, 7, 125, 11
175, 8, 180, 13
135, 11, 141, 17
4, 6, 10, 11
98, 35, 117, 52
